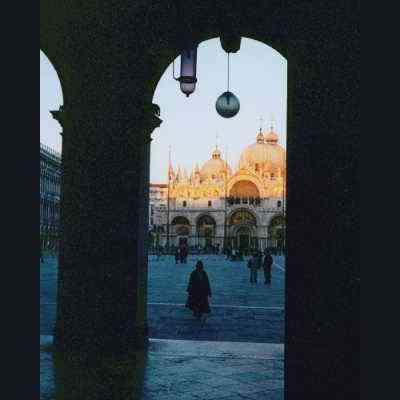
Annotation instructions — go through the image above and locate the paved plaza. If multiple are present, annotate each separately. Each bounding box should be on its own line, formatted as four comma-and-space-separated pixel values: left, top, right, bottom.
40, 254, 285, 399
41, 335, 284, 400
41, 254, 285, 343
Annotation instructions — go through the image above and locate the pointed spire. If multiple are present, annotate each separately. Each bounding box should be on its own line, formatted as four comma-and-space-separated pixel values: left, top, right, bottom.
256, 116, 265, 143
258, 116, 264, 132
182, 167, 188, 181
167, 145, 174, 182
269, 115, 276, 132
176, 165, 182, 181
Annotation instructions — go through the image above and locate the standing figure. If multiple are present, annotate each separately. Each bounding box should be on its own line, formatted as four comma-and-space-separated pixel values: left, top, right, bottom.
182, 245, 188, 263
248, 253, 259, 284
186, 260, 212, 320
263, 250, 273, 285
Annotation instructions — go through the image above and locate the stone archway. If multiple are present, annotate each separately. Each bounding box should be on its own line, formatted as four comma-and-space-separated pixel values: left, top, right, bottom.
40, 3, 360, 395
171, 216, 191, 246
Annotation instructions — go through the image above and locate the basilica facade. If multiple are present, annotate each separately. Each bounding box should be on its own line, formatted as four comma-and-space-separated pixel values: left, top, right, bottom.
149, 127, 286, 252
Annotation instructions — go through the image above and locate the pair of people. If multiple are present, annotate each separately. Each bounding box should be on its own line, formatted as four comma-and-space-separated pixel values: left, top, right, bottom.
175, 245, 188, 264
186, 260, 211, 321
248, 251, 273, 284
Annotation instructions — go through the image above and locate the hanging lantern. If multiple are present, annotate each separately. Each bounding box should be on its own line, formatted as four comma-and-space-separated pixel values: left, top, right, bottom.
215, 53, 240, 118
216, 91, 240, 118
173, 47, 198, 97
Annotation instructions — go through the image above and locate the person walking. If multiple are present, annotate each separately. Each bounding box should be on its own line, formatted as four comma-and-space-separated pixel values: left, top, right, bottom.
248, 253, 259, 284
263, 250, 273, 285
185, 260, 212, 321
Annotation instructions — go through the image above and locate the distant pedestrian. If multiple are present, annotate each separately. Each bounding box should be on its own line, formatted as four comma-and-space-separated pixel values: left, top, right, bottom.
180, 245, 188, 263
185, 260, 212, 321
248, 253, 260, 284
263, 250, 273, 285
226, 247, 232, 260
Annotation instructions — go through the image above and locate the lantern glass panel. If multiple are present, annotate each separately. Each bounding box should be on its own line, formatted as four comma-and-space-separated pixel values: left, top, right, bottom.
180, 48, 197, 83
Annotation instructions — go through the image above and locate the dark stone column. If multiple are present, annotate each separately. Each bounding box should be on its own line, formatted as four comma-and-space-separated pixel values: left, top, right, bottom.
285, 40, 359, 396
53, 98, 161, 358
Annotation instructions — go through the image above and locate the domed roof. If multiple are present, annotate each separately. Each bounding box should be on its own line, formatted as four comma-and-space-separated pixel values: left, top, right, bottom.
200, 147, 231, 179
239, 130, 286, 171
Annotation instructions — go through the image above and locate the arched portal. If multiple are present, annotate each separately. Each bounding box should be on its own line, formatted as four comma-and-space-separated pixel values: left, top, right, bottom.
196, 214, 216, 249
171, 216, 191, 246
227, 209, 258, 254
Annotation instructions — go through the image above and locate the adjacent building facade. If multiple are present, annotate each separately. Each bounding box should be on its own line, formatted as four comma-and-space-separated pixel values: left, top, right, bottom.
149, 127, 286, 253
40, 143, 61, 251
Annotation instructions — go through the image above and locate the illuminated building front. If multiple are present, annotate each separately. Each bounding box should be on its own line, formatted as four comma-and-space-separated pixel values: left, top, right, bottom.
149, 126, 286, 253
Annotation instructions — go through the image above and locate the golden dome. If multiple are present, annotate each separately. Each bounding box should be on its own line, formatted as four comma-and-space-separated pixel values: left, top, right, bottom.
200, 147, 232, 179
239, 130, 286, 171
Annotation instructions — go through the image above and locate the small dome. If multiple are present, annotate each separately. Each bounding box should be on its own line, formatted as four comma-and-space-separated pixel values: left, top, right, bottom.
265, 130, 279, 144
239, 129, 286, 171
200, 147, 231, 179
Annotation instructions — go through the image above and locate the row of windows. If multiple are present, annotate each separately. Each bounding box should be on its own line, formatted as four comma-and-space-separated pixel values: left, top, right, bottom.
182, 200, 213, 208
227, 197, 261, 206
180, 198, 282, 208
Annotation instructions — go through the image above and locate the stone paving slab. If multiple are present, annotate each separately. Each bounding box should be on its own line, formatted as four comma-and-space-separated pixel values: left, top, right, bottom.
41, 335, 284, 400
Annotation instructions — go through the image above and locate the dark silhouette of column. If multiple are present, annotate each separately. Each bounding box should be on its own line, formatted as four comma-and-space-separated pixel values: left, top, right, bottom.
52, 98, 161, 357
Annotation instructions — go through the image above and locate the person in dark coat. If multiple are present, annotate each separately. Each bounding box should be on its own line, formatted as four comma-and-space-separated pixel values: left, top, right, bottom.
263, 250, 273, 285
180, 244, 188, 263
186, 260, 212, 319
248, 253, 260, 284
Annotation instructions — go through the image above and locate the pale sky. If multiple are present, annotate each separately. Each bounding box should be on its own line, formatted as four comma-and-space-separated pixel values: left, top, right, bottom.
40, 38, 287, 181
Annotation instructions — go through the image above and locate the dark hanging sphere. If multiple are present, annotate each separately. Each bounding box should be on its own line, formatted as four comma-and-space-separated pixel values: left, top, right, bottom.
215, 91, 240, 118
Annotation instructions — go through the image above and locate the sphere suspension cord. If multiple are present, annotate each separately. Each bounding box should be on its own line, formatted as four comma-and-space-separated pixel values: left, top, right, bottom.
227, 53, 230, 92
